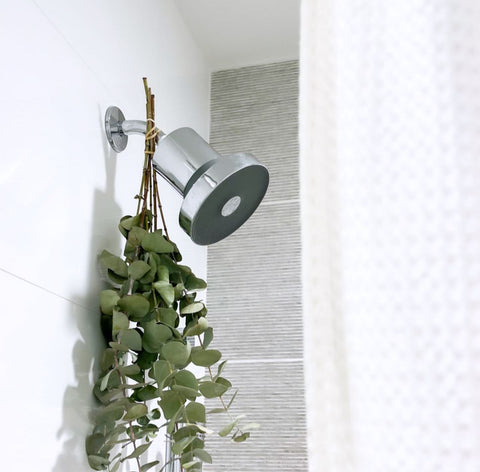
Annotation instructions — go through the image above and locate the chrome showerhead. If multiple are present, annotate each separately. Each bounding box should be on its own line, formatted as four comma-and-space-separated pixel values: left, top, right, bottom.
105, 106, 269, 245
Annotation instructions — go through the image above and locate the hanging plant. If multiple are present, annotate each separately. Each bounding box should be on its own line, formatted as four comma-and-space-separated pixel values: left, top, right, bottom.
86, 79, 254, 472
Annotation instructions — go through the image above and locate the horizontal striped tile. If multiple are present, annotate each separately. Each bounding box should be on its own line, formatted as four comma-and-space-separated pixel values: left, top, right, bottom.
210, 61, 299, 204
204, 361, 308, 472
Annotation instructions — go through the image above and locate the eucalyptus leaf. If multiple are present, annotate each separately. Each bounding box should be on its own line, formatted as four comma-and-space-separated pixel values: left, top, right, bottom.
142, 321, 172, 353
140, 461, 160, 472
157, 265, 169, 282
152, 359, 171, 389
182, 460, 201, 470
119, 214, 141, 231
135, 385, 159, 401
198, 381, 229, 398
128, 260, 151, 280
87, 454, 110, 470
161, 341, 191, 367
123, 403, 148, 422
128, 226, 147, 247
122, 442, 151, 460
171, 385, 198, 400
112, 311, 129, 336
180, 302, 204, 315
100, 290, 120, 315
232, 432, 250, 442
185, 402, 206, 423
85, 433, 105, 455
159, 390, 182, 419
184, 274, 207, 292
158, 307, 178, 328
192, 448, 212, 464
95, 404, 125, 425
117, 294, 150, 320
153, 281, 175, 306
191, 347, 221, 367
109, 342, 129, 352
203, 327, 214, 349
118, 329, 142, 351
172, 436, 196, 455
218, 419, 238, 437
100, 348, 115, 371
184, 317, 208, 337
141, 231, 175, 253
100, 250, 128, 278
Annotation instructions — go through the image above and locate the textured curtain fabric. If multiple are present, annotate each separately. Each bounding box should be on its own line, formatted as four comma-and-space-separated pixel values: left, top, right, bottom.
300, 2, 480, 472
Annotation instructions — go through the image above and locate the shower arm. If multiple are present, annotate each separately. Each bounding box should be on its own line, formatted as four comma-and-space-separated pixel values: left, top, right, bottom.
105, 106, 166, 152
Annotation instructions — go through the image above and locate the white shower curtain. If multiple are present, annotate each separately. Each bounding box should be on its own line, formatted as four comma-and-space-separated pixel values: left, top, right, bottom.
300, 2, 480, 471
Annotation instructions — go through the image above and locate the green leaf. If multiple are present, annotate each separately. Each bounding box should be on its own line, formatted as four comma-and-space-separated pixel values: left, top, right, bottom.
136, 385, 159, 401
95, 404, 125, 425
100, 370, 113, 391
100, 348, 115, 371
232, 432, 250, 442
182, 460, 202, 470
136, 350, 158, 370
191, 347, 221, 367
141, 231, 175, 253
85, 433, 105, 455
118, 329, 142, 351
99, 250, 128, 278
117, 364, 140, 379
215, 360, 227, 380
123, 403, 148, 421
203, 327, 214, 349
112, 311, 129, 336
184, 317, 208, 337
227, 390, 238, 409
109, 342, 129, 352
157, 265, 169, 282
158, 307, 178, 328
117, 294, 150, 320
140, 461, 160, 472
192, 448, 212, 464
198, 381, 229, 398
167, 405, 185, 434
153, 281, 175, 306
128, 226, 147, 247
159, 390, 183, 419
171, 385, 199, 400
152, 360, 171, 389
162, 341, 191, 367
142, 321, 172, 353
175, 370, 198, 390
87, 454, 109, 470
119, 214, 141, 231
128, 260, 151, 280
100, 290, 120, 315
219, 419, 238, 437
185, 402, 206, 423
122, 442, 151, 460
184, 274, 207, 292
172, 436, 196, 455
180, 302, 205, 315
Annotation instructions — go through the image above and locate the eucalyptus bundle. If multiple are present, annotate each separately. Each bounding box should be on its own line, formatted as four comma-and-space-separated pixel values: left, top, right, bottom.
85, 80, 251, 472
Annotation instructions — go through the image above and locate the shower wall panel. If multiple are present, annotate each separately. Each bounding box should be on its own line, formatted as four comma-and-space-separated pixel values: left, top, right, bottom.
206, 60, 307, 471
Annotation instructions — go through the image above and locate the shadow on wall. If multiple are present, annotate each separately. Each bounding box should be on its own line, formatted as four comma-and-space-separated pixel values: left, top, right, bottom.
52, 108, 123, 472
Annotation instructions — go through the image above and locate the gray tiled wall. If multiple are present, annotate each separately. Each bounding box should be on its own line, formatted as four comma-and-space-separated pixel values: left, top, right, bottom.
205, 61, 306, 471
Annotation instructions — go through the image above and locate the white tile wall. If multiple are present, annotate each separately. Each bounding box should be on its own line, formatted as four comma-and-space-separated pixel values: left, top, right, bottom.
0, 1, 209, 470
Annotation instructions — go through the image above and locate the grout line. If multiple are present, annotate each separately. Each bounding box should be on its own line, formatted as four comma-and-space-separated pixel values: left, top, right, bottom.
29, 0, 110, 93
0, 267, 89, 310
260, 198, 300, 207
227, 358, 303, 364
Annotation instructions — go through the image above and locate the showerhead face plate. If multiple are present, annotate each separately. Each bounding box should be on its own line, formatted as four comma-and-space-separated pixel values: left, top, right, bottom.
179, 153, 269, 245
